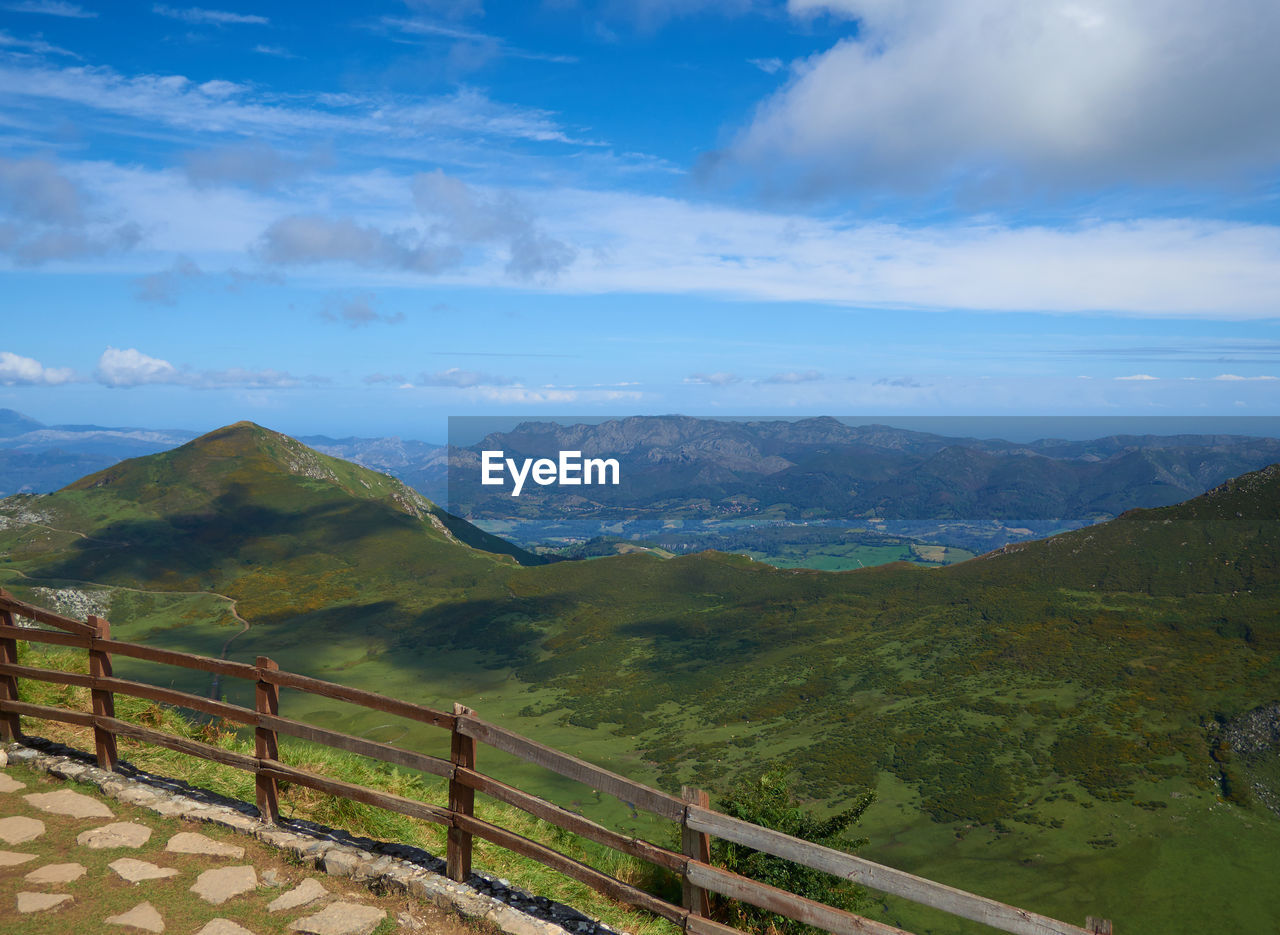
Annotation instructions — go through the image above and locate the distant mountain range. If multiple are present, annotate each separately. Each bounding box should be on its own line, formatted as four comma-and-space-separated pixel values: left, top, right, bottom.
7, 409, 1280, 559
0, 408, 199, 496
453, 415, 1280, 522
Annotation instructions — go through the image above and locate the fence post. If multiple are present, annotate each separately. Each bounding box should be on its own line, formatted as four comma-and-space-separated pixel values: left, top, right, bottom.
255, 656, 281, 824
0, 596, 20, 742
681, 785, 712, 918
1087, 917, 1113, 934
87, 615, 117, 772
447, 702, 477, 882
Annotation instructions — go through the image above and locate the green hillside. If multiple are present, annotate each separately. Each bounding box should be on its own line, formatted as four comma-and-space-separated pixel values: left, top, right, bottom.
1, 425, 1278, 935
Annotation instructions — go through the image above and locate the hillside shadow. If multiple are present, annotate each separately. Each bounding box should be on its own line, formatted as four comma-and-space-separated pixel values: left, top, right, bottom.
39, 482, 431, 585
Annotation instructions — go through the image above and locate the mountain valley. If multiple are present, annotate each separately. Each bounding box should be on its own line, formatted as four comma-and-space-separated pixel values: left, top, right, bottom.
0, 422, 1278, 935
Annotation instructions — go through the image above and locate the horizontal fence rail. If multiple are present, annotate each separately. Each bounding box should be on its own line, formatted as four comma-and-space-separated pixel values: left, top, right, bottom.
0, 590, 1109, 935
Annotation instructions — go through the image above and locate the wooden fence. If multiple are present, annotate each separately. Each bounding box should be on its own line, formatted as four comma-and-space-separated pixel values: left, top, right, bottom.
0, 590, 1112, 935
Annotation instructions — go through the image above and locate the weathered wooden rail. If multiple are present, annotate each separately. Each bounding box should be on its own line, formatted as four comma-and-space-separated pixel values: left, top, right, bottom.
0, 590, 1112, 935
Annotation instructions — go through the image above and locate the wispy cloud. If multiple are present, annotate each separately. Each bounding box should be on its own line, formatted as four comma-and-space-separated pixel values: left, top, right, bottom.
252, 44, 295, 59
0, 28, 80, 57
684, 372, 741, 386
418, 368, 517, 388
762, 369, 822, 384
0, 62, 592, 147
4, 1, 96, 17
1115, 374, 1159, 381
152, 4, 268, 26
378, 16, 578, 64
0, 350, 74, 385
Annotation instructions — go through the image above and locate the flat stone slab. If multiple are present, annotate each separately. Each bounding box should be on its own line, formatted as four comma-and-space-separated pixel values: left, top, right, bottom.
0, 849, 37, 867
0, 772, 24, 793
289, 901, 387, 935
0, 815, 44, 844
167, 831, 245, 858
191, 865, 257, 905
196, 921, 258, 935
79, 821, 153, 849
106, 900, 166, 933
109, 857, 181, 883
16, 891, 73, 913
268, 877, 328, 913
24, 861, 87, 885
24, 788, 114, 818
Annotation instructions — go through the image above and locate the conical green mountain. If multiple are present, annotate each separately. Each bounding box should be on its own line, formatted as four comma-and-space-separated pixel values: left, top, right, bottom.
20, 421, 539, 620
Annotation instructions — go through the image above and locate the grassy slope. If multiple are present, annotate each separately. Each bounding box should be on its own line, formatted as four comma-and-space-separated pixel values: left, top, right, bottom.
1, 428, 1278, 934
7, 641, 680, 935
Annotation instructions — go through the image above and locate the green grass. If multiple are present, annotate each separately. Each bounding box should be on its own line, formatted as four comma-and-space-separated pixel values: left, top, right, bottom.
9, 640, 682, 935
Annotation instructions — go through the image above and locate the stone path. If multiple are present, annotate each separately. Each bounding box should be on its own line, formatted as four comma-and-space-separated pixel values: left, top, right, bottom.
0, 756, 407, 935
2, 741, 622, 935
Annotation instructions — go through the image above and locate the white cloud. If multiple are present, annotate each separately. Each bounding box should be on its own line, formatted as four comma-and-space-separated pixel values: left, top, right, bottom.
412, 170, 576, 280
0, 156, 84, 225
11, 155, 1280, 321
727, 1, 1280, 197
1211, 374, 1278, 381
470, 386, 580, 403
3, 1, 96, 17
0, 350, 74, 385
1115, 374, 1159, 381
95, 347, 181, 387
94, 346, 305, 388
548, 190, 1280, 319
152, 4, 268, 25
0, 156, 140, 264
259, 215, 460, 273
183, 141, 313, 191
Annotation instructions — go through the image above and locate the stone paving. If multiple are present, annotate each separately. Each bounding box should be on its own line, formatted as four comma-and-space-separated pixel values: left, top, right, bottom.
2, 740, 631, 935
0, 754, 400, 935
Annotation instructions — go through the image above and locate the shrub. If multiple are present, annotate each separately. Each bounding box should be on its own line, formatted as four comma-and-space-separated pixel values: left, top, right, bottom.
710, 766, 875, 935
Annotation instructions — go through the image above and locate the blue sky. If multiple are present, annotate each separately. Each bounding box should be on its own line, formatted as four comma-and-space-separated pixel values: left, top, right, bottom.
1, 0, 1278, 442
